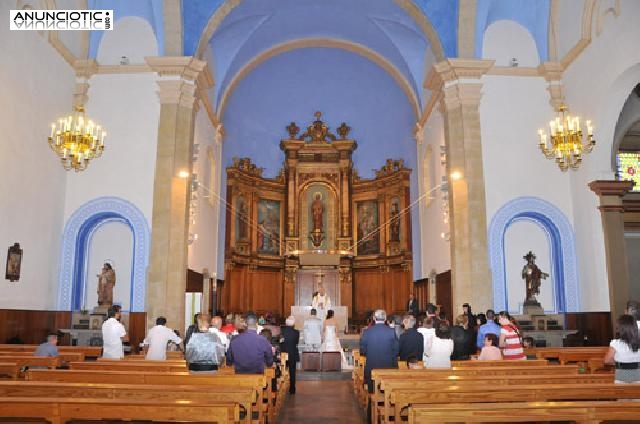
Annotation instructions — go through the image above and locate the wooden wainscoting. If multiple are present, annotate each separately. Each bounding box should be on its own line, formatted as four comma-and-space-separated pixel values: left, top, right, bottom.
353, 267, 411, 320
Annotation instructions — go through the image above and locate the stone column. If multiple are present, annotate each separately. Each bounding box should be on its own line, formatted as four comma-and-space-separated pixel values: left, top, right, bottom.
589, 180, 634, 327
427, 59, 494, 313
145, 57, 210, 330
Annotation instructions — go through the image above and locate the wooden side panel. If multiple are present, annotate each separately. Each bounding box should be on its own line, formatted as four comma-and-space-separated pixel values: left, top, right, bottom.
565, 312, 612, 347
353, 270, 382, 319
436, 270, 452, 323
388, 269, 410, 315
127, 312, 147, 354
0, 310, 71, 345
248, 269, 283, 315
226, 268, 248, 314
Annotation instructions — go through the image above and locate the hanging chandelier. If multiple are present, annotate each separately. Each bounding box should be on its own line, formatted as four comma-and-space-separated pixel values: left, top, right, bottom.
538, 104, 595, 171
48, 106, 106, 172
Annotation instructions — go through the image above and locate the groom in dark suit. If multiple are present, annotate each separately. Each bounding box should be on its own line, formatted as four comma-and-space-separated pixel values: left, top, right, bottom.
280, 316, 300, 394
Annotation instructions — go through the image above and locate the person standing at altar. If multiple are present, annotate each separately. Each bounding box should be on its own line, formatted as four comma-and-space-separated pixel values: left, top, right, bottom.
303, 309, 322, 350
407, 293, 419, 317
312, 285, 331, 310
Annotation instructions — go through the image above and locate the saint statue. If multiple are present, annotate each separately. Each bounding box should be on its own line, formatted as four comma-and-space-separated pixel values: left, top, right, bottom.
390, 203, 400, 242
311, 192, 324, 231
522, 251, 548, 303
312, 285, 332, 310
97, 262, 116, 306
237, 199, 248, 240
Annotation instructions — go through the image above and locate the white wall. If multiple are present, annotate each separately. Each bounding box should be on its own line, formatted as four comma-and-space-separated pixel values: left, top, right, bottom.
418, 110, 451, 277
0, 2, 75, 309
552, 0, 585, 61
560, 0, 640, 310
483, 20, 539, 66
187, 107, 221, 277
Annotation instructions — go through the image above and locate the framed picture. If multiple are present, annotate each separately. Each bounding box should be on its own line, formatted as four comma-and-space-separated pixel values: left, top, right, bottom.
356, 201, 379, 255
5, 243, 22, 282
257, 199, 281, 255
90, 314, 104, 330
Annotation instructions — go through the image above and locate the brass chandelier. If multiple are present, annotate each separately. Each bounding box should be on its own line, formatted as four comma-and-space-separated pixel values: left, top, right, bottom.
538, 104, 595, 171
48, 106, 106, 171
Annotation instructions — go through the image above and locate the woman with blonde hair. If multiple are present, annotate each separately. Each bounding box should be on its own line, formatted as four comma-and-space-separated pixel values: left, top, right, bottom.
185, 313, 225, 372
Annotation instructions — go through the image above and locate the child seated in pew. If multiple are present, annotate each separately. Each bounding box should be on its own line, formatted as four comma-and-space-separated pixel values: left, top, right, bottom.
476, 333, 502, 361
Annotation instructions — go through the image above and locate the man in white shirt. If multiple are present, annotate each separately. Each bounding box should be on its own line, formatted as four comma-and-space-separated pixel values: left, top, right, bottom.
143, 316, 182, 360
209, 315, 229, 351
102, 306, 128, 359
303, 308, 323, 350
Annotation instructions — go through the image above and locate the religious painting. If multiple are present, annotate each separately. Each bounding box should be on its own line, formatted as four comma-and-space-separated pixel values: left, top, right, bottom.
235, 196, 249, 241
5, 243, 22, 282
356, 201, 379, 255
306, 185, 329, 249
390, 197, 401, 242
257, 199, 281, 254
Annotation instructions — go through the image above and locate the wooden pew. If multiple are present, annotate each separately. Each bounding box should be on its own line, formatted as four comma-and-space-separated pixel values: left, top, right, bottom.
0, 344, 101, 359
0, 397, 235, 424
0, 380, 253, 423
0, 362, 19, 379
0, 350, 84, 363
407, 400, 640, 423
70, 360, 187, 372
26, 368, 270, 423
371, 366, 610, 424
0, 355, 60, 373
389, 382, 640, 423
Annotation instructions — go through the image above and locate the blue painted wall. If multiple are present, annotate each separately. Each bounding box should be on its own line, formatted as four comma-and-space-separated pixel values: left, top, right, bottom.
217, 47, 419, 277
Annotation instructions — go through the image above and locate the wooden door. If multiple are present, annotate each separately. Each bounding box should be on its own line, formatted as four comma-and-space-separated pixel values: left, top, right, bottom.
435, 270, 452, 323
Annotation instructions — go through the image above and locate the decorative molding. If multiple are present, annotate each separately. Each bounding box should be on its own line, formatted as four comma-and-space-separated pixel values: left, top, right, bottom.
488, 196, 579, 313
538, 62, 564, 81
156, 79, 198, 108
218, 38, 420, 121
95, 64, 153, 74
57, 197, 150, 312
432, 59, 495, 86
145, 56, 208, 81
486, 66, 541, 77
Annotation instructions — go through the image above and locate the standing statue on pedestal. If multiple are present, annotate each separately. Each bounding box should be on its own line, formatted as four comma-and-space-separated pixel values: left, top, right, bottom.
311, 192, 324, 231
97, 263, 116, 306
522, 251, 548, 303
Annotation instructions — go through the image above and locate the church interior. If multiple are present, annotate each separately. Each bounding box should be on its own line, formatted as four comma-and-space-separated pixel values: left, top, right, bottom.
2, 0, 640, 420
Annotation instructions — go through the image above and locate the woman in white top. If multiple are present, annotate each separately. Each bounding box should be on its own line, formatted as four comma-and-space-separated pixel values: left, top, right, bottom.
322, 309, 350, 369
604, 314, 640, 383
424, 323, 454, 368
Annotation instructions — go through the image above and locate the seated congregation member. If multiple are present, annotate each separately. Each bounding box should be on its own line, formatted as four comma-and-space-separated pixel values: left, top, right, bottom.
34, 333, 59, 357
209, 315, 229, 352
185, 313, 225, 372
398, 315, 423, 361
183, 313, 200, 348
477, 309, 501, 351
498, 311, 525, 360
604, 314, 640, 383
226, 314, 274, 374
143, 316, 182, 360
424, 322, 453, 368
417, 317, 436, 363
477, 333, 502, 360
450, 314, 474, 360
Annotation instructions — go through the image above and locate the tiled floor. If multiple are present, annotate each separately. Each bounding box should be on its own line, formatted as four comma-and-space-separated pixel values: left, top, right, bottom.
277, 379, 367, 424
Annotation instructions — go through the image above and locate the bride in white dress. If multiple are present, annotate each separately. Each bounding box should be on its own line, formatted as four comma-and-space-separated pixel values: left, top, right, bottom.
321, 310, 351, 369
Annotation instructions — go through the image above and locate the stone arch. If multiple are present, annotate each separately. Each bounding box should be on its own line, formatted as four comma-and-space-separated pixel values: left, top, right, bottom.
57, 197, 149, 312
488, 196, 579, 313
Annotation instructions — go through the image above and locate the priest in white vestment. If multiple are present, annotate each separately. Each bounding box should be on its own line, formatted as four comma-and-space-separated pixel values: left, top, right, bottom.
312, 286, 331, 310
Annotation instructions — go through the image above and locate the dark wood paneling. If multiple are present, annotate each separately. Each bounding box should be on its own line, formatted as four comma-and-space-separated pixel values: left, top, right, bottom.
414, 277, 429, 315
353, 268, 411, 320
435, 270, 452, 323
0, 310, 71, 345
186, 269, 203, 292
248, 269, 283, 315
565, 312, 612, 347
127, 312, 147, 354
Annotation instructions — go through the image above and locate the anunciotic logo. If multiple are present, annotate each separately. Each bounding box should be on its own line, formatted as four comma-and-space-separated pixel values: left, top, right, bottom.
10, 9, 113, 31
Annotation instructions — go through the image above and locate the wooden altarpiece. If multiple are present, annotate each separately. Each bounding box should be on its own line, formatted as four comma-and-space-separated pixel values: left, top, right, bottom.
222, 113, 412, 320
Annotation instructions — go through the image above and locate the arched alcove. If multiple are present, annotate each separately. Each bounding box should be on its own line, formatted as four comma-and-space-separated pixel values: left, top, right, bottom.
57, 197, 149, 312
488, 196, 579, 313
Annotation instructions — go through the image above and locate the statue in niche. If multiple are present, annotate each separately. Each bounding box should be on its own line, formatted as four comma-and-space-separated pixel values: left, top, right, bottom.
522, 251, 549, 303
390, 200, 400, 242
97, 262, 116, 306
237, 198, 248, 240
311, 192, 324, 232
